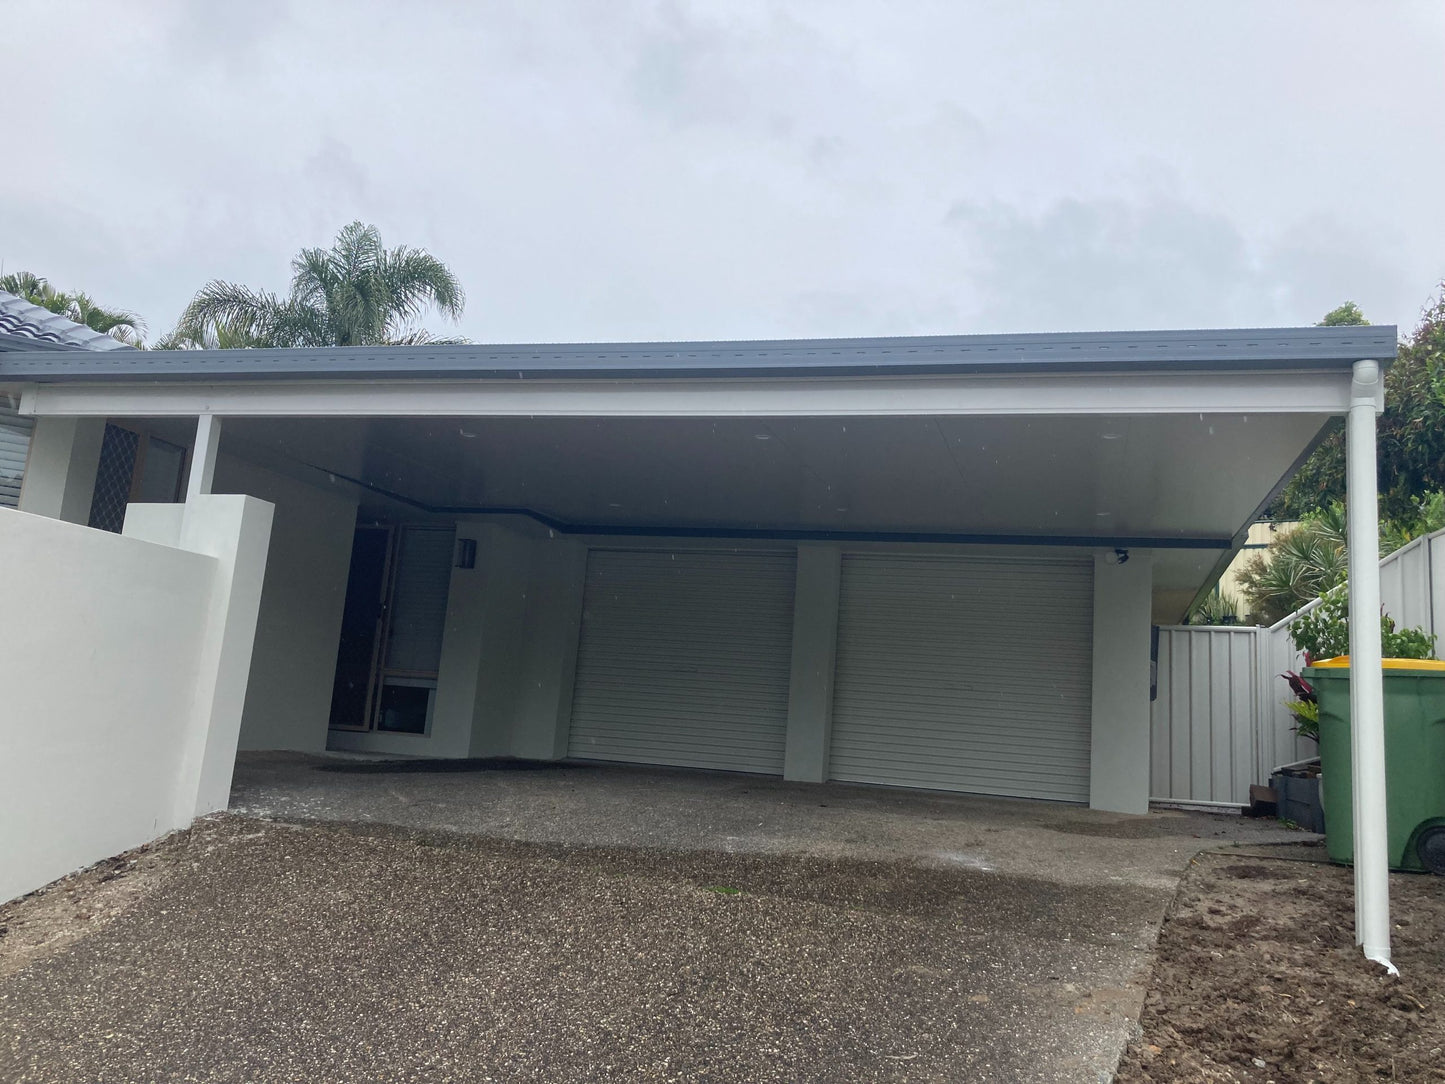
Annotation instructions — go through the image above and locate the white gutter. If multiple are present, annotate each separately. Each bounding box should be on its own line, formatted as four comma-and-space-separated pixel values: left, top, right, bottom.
1346, 359, 1394, 974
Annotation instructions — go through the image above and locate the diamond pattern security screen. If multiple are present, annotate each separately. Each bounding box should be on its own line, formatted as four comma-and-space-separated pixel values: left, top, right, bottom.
88, 423, 139, 533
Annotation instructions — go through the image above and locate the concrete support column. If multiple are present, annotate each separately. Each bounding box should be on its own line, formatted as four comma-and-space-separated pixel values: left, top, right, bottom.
1346, 359, 1394, 972
1088, 551, 1153, 814
783, 543, 842, 783
17, 415, 105, 523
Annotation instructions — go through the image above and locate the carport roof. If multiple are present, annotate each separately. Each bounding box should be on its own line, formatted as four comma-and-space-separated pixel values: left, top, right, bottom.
0, 324, 1397, 382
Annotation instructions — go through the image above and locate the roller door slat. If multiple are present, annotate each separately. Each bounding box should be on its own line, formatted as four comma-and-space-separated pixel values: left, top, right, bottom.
829, 553, 1093, 802
568, 550, 795, 775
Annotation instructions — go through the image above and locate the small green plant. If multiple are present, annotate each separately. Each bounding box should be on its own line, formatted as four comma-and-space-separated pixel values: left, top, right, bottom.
706, 885, 742, 896
1186, 587, 1243, 625
1284, 698, 1320, 742
1287, 586, 1438, 663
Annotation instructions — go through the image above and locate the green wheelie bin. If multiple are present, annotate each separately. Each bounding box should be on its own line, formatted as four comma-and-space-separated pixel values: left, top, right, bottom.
1305, 657, 1445, 874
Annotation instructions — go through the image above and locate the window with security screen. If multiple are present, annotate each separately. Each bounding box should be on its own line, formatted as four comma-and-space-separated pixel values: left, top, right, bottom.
86, 423, 187, 533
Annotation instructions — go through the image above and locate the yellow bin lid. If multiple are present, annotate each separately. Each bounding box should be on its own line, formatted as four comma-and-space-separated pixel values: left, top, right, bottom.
1311, 656, 1445, 670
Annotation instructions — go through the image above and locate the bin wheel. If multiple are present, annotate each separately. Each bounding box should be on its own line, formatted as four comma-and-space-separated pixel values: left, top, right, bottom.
1418, 827, 1445, 876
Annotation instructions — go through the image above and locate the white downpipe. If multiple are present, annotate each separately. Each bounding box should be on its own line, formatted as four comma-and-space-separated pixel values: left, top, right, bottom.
1346, 359, 1394, 974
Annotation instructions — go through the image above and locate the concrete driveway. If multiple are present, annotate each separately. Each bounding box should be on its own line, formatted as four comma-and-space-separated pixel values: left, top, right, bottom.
0, 753, 1302, 1083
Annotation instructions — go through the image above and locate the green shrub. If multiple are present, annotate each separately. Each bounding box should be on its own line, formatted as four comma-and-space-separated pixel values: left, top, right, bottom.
1288, 586, 1438, 662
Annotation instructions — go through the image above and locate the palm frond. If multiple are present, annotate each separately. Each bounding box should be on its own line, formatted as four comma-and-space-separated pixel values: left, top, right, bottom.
67, 292, 147, 342
0, 271, 48, 298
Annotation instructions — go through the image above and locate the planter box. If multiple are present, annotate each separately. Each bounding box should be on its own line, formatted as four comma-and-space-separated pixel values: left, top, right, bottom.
1270, 770, 1325, 833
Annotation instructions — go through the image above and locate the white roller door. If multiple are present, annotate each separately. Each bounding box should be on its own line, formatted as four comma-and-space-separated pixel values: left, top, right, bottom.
568, 549, 796, 774
829, 553, 1093, 802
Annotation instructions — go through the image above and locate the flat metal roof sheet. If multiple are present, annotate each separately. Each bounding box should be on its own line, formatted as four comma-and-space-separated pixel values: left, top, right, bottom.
0, 325, 1397, 382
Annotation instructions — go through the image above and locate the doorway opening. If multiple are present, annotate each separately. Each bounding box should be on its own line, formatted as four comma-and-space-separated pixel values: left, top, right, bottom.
328, 523, 455, 736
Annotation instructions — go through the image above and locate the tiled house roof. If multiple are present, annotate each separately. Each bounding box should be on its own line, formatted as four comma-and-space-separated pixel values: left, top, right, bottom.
0, 289, 135, 352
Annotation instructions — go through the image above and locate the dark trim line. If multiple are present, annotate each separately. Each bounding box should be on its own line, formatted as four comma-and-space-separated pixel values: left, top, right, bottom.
315, 461, 1231, 550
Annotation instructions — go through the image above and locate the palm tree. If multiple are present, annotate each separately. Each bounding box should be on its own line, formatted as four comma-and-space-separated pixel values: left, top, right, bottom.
166, 222, 466, 349
0, 272, 146, 346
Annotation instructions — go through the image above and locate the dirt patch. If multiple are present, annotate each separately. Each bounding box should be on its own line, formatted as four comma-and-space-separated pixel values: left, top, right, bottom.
1117, 852, 1445, 1083
0, 832, 189, 980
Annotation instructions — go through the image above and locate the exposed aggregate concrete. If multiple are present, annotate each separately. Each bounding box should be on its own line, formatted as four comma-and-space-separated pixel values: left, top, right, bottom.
0, 757, 1306, 1082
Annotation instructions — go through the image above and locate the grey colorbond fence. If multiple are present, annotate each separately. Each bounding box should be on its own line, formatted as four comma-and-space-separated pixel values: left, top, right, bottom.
1150, 527, 1445, 806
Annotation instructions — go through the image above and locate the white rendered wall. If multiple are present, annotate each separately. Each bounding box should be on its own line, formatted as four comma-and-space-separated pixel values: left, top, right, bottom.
15, 415, 104, 523
1088, 553, 1155, 814
0, 496, 272, 902
427, 519, 586, 761
213, 456, 357, 753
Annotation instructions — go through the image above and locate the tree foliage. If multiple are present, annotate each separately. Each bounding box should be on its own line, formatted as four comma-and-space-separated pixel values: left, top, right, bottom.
1277, 289, 1445, 521
165, 221, 466, 349
1287, 586, 1438, 663
0, 271, 146, 346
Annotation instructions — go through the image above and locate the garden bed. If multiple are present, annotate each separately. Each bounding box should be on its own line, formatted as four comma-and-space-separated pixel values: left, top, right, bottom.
1117, 849, 1445, 1082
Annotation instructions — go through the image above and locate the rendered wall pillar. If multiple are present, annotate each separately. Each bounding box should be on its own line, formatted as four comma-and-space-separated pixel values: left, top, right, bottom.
783, 544, 842, 783
437, 523, 587, 761
1088, 552, 1154, 814
508, 536, 588, 760
169, 495, 274, 818
16, 415, 105, 523
433, 523, 510, 758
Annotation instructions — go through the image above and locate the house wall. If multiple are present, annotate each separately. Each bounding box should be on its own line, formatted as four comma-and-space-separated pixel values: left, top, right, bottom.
0, 495, 272, 903
15, 415, 104, 523
212, 456, 357, 754
321, 516, 1158, 810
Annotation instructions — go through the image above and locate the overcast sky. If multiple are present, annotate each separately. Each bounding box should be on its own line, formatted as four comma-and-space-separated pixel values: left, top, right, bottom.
4, 1, 1443, 345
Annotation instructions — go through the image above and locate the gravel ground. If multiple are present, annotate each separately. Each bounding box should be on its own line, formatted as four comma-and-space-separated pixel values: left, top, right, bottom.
5, 814, 1161, 1083
0, 759, 1309, 1082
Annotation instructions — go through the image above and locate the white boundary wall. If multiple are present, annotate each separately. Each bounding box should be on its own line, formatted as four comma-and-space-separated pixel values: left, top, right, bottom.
1152, 527, 1445, 805
0, 496, 272, 902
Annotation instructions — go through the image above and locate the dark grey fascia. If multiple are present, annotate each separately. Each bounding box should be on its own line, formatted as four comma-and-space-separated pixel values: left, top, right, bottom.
0, 325, 1399, 382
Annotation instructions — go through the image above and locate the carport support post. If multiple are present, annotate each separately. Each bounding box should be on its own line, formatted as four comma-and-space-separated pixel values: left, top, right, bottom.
1346, 359, 1393, 973
1088, 552, 1153, 814
187, 413, 222, 499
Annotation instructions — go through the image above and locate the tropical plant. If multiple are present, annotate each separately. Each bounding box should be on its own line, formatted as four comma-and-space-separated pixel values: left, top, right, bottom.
1287, 586, 1438, 663
1236, 506, 1348, 623
0, 271, 146, 346
1186, 586, 1242, 625
164, 221, 466, 349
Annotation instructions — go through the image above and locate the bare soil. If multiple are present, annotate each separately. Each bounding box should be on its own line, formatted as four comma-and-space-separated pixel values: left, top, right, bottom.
1117, 849, 1445, 1083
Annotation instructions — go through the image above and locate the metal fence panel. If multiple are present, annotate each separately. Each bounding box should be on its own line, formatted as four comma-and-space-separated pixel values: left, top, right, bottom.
1150, 626, 1260, 804
1153, 527, 1445, 805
